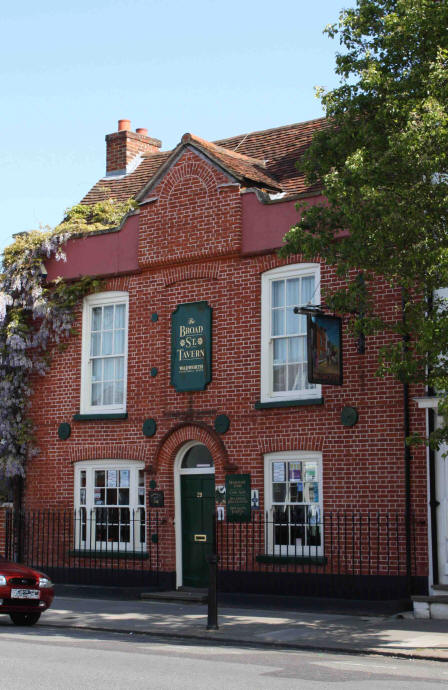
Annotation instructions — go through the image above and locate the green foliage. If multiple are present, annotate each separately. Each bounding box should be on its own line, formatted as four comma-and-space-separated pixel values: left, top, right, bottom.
281, 0, 448, 447
57, 197, 138, 235
0, 197, 135, 477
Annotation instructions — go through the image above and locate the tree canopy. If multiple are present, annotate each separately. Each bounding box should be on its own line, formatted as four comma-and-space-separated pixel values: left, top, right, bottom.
281, 0, 448, 446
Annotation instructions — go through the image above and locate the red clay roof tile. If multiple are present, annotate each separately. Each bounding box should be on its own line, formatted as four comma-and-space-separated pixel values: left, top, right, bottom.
81, 117, 328, 206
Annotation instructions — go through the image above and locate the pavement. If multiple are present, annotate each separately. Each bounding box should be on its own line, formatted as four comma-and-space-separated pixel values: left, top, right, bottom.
12, 592, 448, 662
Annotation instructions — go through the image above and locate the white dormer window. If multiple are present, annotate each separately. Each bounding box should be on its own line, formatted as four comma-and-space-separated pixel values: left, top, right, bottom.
80, 292, 129, 414
260, 264, 321, 402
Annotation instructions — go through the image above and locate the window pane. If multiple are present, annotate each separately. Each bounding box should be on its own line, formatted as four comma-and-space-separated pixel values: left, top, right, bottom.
290, 482, 303, 503
103, 305, 114, 330
102, 331, 113, 356
291, 505, 306, 523
182, 445, 214, 469
288, 363, 300, 391
115, 304, 126, 329
272, 309, 284, 336
80, 470, 86, 487
291, 523, 306, 547
304, 463, 317, 481
103, 382, 114, 405
120, 524, 130, 543
96, 524, 107, 541
91, 383, 101, 406
92, 358, 102, 382
273, 483, 287, 502
107, 470, 118, 487
274, 524, 288, 546
116, 357, 124, 380
273, 338, 287, 364
302, 276, 315, 305
272, 462, 286, 482
286, 278, 299, 306
119, 488, 129, 505
286, 307, 299, 335
289, 462, 302, 481
91, 333, 101, 357
103, 358, 115, 381
272, 280, 284, 308
108, 523, 119, 542
95, 471, 105, 487
273, 365, 286, 391
114, 380, 124, 404
304, 482, 319, 502
92, 307, 102, 331
94, 488, 105, 505
114, 330, 125, 354
289, 337, 300, 363
106, 488, 117, 505
120, 470, 130, 488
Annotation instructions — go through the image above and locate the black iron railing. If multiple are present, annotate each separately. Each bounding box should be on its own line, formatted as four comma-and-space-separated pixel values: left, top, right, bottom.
5, 509, 160, 587
4, 508, 425, 599
215, 510, 423, 600
216, 510, 417, 576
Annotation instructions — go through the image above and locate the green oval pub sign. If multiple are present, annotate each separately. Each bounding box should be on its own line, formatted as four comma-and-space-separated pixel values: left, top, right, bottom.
171, 301, 212, 392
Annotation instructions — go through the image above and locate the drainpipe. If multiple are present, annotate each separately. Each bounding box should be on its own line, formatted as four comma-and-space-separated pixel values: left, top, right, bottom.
427, 403, 440, 586
427, 292, 440, 586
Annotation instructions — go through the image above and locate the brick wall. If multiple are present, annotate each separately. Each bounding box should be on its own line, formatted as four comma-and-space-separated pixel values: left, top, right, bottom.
23, 148, 428, 579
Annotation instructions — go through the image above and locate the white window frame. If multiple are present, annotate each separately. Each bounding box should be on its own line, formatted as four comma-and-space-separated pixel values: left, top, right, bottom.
80, 291, 129, 414
264, 451, 323, 556
260, 263, 321, 403
74, 459, 146, 551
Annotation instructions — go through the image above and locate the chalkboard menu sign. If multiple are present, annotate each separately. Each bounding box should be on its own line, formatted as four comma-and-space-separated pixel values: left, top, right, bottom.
225, 474, 251, 523
148, 490, 164, 508
171, 301, 212, 392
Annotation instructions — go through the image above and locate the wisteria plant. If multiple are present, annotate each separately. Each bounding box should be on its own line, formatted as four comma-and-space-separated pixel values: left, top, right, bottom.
0, 198, 136, 478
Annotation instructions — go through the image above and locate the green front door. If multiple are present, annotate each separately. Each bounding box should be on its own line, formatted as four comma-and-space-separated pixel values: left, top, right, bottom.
181, 474, 215, 587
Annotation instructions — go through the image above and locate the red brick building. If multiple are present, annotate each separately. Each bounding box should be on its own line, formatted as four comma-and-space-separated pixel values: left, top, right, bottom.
8, 118, 430, 601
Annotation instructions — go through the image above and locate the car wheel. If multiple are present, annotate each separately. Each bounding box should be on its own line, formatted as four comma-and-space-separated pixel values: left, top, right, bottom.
9, 612, 41, 626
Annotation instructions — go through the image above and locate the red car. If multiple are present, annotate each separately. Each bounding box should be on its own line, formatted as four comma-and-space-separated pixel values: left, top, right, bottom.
0, 556, 54, 626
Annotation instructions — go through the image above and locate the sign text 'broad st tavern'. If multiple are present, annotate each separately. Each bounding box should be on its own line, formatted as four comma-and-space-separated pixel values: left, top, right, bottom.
171, 301, 212, 392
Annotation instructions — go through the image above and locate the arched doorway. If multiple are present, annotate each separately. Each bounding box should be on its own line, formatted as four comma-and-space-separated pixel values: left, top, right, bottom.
174, 442, 215, 588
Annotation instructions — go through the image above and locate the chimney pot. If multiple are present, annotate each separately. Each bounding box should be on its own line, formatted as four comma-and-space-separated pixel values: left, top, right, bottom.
106, 120, 162, 175
118, 119, 131, 131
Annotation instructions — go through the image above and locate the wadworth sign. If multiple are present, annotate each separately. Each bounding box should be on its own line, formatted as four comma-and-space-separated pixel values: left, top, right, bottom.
171, 301, 212, 392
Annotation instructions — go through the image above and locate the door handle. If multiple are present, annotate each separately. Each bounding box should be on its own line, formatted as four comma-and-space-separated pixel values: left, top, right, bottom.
194, 534, 207, 542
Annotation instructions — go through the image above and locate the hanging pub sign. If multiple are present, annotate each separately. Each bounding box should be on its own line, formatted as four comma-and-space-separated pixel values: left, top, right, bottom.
226, 474, 251, 523
171, 301, 212, 392
307, 314, 343, 386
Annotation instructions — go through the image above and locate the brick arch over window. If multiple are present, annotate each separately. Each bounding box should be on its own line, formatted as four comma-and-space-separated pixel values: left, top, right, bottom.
256, 253, 309, 276
257, 435, 324, 455
68, 444, 150, 464
153, 423, 237, 476
161, 263, 222, 287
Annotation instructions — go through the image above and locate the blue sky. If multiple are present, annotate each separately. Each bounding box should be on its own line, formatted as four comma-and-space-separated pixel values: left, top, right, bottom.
0, 0, 344, 252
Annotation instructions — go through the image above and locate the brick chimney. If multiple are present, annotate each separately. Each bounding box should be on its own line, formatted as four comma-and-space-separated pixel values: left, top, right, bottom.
105, 119, 162, 176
